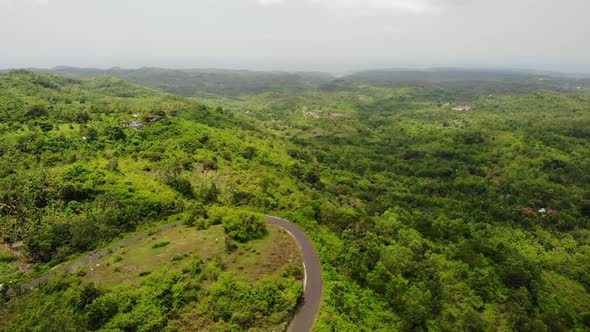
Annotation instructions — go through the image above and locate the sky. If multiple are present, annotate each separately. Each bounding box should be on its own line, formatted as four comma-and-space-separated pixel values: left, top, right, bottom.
1, 0, 589, 73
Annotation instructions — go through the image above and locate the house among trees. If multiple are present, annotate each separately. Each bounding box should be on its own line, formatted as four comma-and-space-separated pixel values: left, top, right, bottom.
526, 207, 557, 214
120, 119, 144, 129
121, 112, 161, 129
145, 113, 160, 122
130, 121, 144, 129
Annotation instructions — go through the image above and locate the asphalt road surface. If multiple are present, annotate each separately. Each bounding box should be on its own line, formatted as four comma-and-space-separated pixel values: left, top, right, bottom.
265, 216, 323, 332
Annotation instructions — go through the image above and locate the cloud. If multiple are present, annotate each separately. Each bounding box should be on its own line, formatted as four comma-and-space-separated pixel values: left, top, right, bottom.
310, 0, 443, 13
257, 0, 283, 5
0, 0, 49, 8
253, 0, 466, 14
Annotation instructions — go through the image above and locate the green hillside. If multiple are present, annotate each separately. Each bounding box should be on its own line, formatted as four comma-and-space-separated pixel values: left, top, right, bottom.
344, 68, 590, 97
35, 67, 335, 97
1, 70, 590, 331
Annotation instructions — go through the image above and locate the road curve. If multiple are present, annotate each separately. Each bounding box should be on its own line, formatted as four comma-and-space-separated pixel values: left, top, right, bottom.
266, 216, 323, 332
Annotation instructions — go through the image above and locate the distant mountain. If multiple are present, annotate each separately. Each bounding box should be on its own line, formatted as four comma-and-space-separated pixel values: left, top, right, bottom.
346, 68, 536, 82
342, 68, 590, 97
6, 66, 588, 99
30, 66, 334, 97
344, 68, 590, 83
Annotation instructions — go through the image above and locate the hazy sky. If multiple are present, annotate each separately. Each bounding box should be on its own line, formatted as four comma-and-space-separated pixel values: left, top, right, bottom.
1, 0, 589, 73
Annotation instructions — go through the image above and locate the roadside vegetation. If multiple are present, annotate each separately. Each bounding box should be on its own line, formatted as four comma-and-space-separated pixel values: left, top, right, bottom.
1, 210, 303, 331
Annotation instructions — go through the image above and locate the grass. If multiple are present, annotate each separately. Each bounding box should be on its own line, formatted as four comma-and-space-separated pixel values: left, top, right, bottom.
0, 245, 22, 282
81, 223, 302, 288
0, 217, 304, 329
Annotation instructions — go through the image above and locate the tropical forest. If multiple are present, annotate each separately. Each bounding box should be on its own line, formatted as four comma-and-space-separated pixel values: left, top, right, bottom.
1, 67, 590, 332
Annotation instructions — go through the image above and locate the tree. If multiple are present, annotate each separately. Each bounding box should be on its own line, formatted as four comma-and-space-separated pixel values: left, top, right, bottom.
24, 103, 48, 119
81, 126, 99, 141
190, 255, 203, 275
241, 146, 257, 160
204, 183, 219, 203
103, 126, 126, 141
222, 212, 267, 242
164, 175, 194, 198
400, 285, 433, 331
77, 283, 103, 310
76, 111, 91, 123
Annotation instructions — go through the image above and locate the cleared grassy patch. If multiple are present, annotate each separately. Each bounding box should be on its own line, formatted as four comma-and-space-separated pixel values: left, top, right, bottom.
81, 223, 302, 288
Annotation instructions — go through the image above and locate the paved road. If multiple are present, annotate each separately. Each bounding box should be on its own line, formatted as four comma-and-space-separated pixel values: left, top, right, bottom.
11, 217, 324, 332
266, 216, 323, 332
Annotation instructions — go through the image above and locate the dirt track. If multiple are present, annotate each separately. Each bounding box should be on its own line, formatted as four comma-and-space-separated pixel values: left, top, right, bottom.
16, 222, 182, 291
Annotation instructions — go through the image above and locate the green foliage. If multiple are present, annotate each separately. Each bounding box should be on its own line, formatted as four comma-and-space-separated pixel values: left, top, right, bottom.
204, 183, 220, 204
2, 69, 590, 331
152, 241, 170, 249
183, 272, 302, 329
164, 175, 194, 198
225, 237, 238, 253
77, 282, 103, 310
222, 212, 268, 242
40, 67, 333, 97
189, 255, 203, 275
186, 203, 209, 227
24, 102, 49, 119
103, 126, 126, 141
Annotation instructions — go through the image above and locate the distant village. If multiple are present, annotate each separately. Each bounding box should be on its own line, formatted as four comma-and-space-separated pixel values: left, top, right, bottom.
120, 113, 161, 129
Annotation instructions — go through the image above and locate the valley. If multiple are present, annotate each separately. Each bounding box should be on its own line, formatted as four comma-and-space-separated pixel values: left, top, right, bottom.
1, 68, 589, 331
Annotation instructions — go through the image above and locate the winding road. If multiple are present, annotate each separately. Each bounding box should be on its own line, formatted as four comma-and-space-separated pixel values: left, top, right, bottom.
11, 216, 323, 332
265, 216, 323, 332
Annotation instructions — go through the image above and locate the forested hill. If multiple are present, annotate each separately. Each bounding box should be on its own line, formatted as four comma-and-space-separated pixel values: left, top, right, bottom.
30, 66, 334, 97
2, 70, 590, 331
343, 68, 590, 98
0, 69, 310, 256
18, 66, 590, 100
0, 70, 315, 330
347, 68, 545, 82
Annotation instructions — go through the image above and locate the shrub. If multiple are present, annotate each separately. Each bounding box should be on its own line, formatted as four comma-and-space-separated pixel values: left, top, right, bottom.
25, 103, 49, 118
103, 126, 126, 141
204, 256, 223, 281
184, 203, 209, 227
77, 282, 103, 309
171, 254, 188, 262
190, 256, 203, 275
225, 237, 238, 253
0, 254, 17, 263
151, 241, 170, 249
222, 212, 267, 243
164, 176, 194, 198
